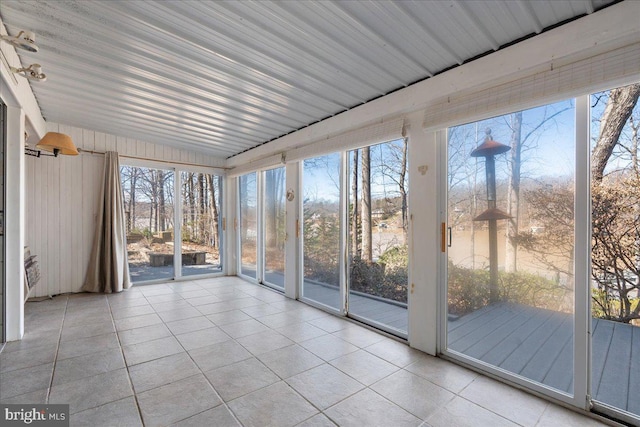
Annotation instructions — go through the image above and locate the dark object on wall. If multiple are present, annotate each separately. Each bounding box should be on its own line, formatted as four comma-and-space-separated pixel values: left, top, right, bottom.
24, 246, 40, 289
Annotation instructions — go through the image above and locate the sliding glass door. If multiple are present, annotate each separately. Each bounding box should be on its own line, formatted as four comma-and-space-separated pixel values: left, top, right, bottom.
180, 172, 223, 276
121, 165, 175, 282
347, 139, 408, 336
262, 167, 286, 290
239, 172, 257, 279
301, 153, 342, 311
445, 100, 577, 395
235, 137, 410, 337
121, 165, 224, 283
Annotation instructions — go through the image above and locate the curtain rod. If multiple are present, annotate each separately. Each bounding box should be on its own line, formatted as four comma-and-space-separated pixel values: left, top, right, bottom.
77, 148, 230, 170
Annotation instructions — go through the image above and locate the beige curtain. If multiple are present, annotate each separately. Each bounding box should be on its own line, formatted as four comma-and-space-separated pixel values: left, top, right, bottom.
82, 151, 131, 293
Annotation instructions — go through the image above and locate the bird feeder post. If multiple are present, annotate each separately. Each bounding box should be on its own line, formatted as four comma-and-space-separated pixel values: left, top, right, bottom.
470, 129, 511, 303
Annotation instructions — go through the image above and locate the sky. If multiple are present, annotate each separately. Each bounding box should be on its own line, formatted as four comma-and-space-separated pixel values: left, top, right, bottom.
449, 99, 577, 186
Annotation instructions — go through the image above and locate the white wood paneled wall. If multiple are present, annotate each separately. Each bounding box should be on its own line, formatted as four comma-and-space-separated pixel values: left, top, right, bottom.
24, 122, 225, 297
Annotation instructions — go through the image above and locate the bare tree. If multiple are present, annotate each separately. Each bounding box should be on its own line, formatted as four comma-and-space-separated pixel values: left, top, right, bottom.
213, 175, 221, 248
591, 83, 640, 183
591, 175, 640, 323
518, 180, 575, 280
361, 146, 372, 261
197, 173, 205, 242
590, 83, 640, 323
505, 105, 572, 272
447, 125, 482, 267
505, 112, 522, 272
377, 139, 409, 240
157, 170, 166, 231
351, 150, 360, 257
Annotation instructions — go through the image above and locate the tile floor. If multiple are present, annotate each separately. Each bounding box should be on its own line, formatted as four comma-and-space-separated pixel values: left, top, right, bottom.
0, 276, 611, 427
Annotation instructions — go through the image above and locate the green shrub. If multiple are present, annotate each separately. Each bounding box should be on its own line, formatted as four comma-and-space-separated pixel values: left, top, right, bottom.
378, 245, 408, 270
447, 261, 490, 316
349, 247, 408, 303
447, 261, 567, 316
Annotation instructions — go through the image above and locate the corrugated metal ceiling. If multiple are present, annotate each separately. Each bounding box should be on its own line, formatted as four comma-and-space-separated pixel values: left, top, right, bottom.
0, 0, 617, 159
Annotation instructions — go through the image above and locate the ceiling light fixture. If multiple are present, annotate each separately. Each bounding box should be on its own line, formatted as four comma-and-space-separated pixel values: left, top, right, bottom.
10, 63, 46, 82
0, 30, 39, 52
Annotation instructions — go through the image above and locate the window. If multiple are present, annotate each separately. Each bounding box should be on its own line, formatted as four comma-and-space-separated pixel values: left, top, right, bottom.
239, 172, 257, 279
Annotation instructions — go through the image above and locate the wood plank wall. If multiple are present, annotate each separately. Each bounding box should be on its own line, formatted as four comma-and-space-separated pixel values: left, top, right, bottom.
25, 122, 225, 297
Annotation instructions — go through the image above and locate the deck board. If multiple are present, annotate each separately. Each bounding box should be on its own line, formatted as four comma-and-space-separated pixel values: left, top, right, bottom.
627, 325, 640, 414
597, 321, 633, 411
591, 318, 614, 396
463, 308, 537, 360
520, 314, 573, 384
499, 310, 566, 376
449, 308, 516, 349
541, 334, 573, 393
481, 307, 556, 366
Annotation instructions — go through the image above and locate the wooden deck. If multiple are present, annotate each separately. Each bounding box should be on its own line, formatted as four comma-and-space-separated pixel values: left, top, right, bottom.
449, 303, 640, 415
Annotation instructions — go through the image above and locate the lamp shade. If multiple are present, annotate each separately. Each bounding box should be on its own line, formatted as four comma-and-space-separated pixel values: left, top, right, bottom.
35, 132, 79, 156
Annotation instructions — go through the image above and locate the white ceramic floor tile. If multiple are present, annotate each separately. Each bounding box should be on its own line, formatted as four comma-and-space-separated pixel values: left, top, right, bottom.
299, 334, 360, 361
405, 354, 477, 394
364, 338, 425, 368
49, 368, 133, 414
460, 376, 548, 427
122, 336, 184, 366
236, 330, 294, 355
295, 413, 337, 427
174, 326, 230, 351
324, 388, 421, 427
286, 364, 364, 410
275, 322, 328, 342
117, 323, 172, 346
536, 404, 609, 427
129, 352, 200, 393
189, 340, 253, 372
170, 405, 241, 427
70, 397, 143, 427
228, 381, 318, 427
426, 396, 518, 427
258, 344, 324, 379
219, 318, 272, 338
137, 374, 222, 427
165, 315, 215, 335
331, 324, 386, 348
329, 349, 399, 385
371, 369, 455, 419
205, 357, 279, 401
